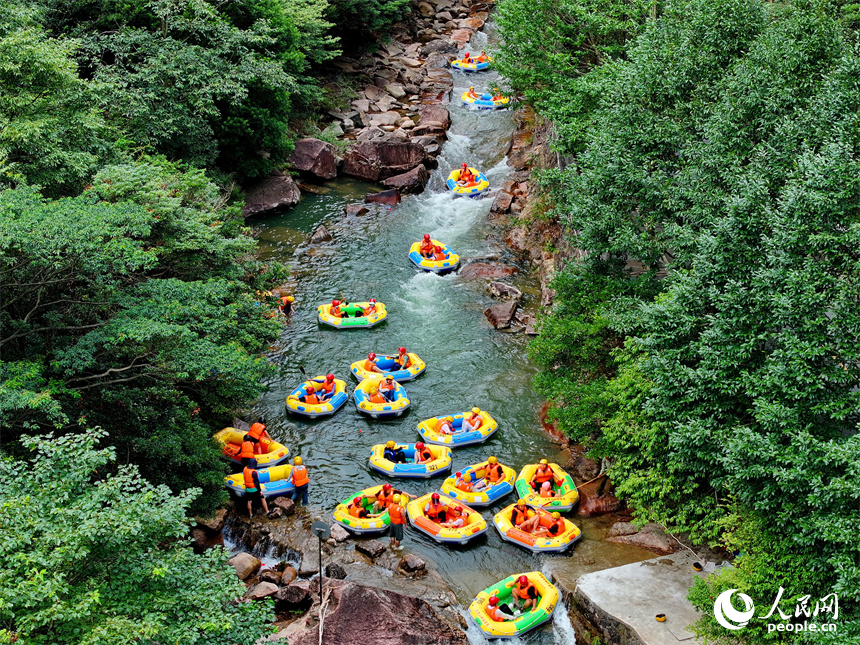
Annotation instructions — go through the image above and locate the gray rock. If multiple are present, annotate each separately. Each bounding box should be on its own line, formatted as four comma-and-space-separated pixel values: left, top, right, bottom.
418, 1, 435, 16
325, 563, 348, 579
288, 138, 337, 180
382, 164, 429, 194
267, 507, 283, 520
330, 523, 351, 542
227, 552, 261, 580
605, 523, 678, 554
246, 581, 279, 600
342, 141, 425, 181
273, 497, 295, 515
369, 110, 401, 127
607, 522, 640, 538
275, 579, 311, 607
309, 224, 332, 244
487, 281, 523, 301
344, 204, 369, 217
436, 10, 453, 20
484, 301, 519, 329
243, 174, 300, 218
260, 568, 282, 584
419, 39, 458, 57
397, 553, 427, 574
355, 540, 387, 560
385, 83, 407, 99
364, 85, 388, 101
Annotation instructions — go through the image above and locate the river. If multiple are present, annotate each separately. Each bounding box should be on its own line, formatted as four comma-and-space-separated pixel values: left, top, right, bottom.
250, 25, 651, 644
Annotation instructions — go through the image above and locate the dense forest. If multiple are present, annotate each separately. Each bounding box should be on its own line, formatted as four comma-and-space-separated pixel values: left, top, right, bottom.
495, 0, 860, 642
0, 0, 407, 642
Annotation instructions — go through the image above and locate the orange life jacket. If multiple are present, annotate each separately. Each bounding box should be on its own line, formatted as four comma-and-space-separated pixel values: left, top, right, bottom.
363, 304, 376, 315
467, 414, 483, 430
398, 353, 410, 367
239, 441, 255, 459
364, 359, 378, 371
516, 581, 538, 599
319, 380, 335, 394
248, 423, 266, 440
486, 464, 504, 482
434, 419, 451, 433
487, 604, 505, 622
433, 251, 446, 261
330, 305, 341, 317
243, 467, 257, 490
304, 393, 320, 404
292, 465, 309, 487
349, 503, 364, 518
548, 519, 564, 535
511, 506, 530, 526
456, 479, 473, 492
379, 380, 395, 392
420, 240, 434, 255
368, 392, 386, 404
426, 501, 445, 520
540, 487, 556, 498
376, 490, 393, 507
417, 448, 432, 462
534, 465, 554, 483
388, 503, 406, 524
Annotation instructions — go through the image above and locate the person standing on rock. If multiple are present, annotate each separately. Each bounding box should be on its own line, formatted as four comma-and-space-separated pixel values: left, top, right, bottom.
387, 494, 407, 549
243, 459, 270, 518
290, 456, 309, 506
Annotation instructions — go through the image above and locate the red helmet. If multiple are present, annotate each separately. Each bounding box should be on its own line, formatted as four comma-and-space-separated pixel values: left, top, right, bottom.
519, 575, 528, 585
416, 442, 425, 450
332, 299, 340, 306
383, 483, 392, 491
398, 347, 406, 353
353, 497, 361, 504
306, 385, 315, 393
434, 246, 442, 252
456, 471, 462, 477
488, 596, 498, 606
431, 492, 440, 500
424, 234, 431, 240
326, 373, 334, 381
462, 162, 468, 167
370, 298, 376, 303
368, 352, 376, 359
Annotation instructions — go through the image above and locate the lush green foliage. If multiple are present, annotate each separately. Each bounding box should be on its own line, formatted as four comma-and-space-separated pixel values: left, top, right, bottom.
0, 159, 285, 513
517, 0, 860, 640
0, 429, 273, 644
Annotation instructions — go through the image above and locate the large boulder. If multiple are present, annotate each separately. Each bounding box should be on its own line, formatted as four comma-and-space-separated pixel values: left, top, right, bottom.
276, 580, 468, 645
309, 224, 333, 244
460, 262, 517, 280
365, 189, 401, 206
275, 579, 312, 609
355, 540, 387, 560
246, 581, 279, 600
243, 174, 300, 218
330, 523, 351, 542
288, 138, 337, 180
382, 164, 429, 193
227, 552, 261, 580
273, 497, 295, 515
484, 302, 519, 329
419, 105, 451, 130
605, 523, 678, 554
487, 282, 523, 301
342, 141, 426, 182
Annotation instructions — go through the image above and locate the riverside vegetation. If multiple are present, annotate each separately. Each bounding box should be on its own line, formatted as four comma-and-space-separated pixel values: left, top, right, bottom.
495, 0, 860, 641
0, 0, 408, 642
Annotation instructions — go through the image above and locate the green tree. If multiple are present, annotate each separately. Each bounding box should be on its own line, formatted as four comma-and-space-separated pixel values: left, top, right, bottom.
0, 428, 273, 644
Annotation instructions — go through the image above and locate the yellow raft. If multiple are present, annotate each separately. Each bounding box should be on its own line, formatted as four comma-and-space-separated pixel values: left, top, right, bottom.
317, 301, 387, 329
350, 353, 426, 382
441, 460, 516, 506
353, 377, 411, 418
461, 90, 509, 110
368, 442, 452, 478
469, 571, 559, 639
332, 485, 402, 534
493, 502, 581, 553
417, 409, 498, 447
224, 464, 294, 498
406, 493, 488, 544
514, 462, 579, 511
450, 57, 491, 72
286, 376, 348, 418
214, 427, 290, 468
446, 168, 490, 197
408, 240, 460, 273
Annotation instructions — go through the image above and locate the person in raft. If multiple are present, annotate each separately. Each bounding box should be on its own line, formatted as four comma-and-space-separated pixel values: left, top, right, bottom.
539, 481, 558, 499
510, 499, 542, 534
291, 456, 309, 506
384, 441, 408, 463
476, 50, 489, 62
348, 495, 382, 519
533, 511, 565, 538
373, 483, 415, 513
435, 415, 455, 435
467, 86, 478, 99
247, 421, 271, 454
432, 246, 447, 262
530, 459, 558, 491
414, 441, 433, 464
316, 373, 337, 400
339, 301, 365, 318
441, 504, 467, 529
455, 470, 487, 492
456, 163, 475, 186
364, 352, 383, 374
239, 434, 258, 467
462, 407, 483, 433
301, 386, 320, 404
329, 299, 341, 317
424, 491, 448, 524
366, 386, 387, 404
362, 298, 378, 316
508, 575, 540, 612
420, 233, 435, 258
393, 347, 411, 370
243, 459, 270, 518
378, 375, 397, 402
462, 52, 472, 63
388, 494, 407, 549
485, 595, 516, 622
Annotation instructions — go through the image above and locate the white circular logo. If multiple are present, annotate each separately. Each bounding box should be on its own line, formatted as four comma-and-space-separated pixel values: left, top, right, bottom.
714, 589, 755, 630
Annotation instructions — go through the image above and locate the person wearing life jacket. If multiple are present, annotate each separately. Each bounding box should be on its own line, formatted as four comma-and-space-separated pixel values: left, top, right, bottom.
290, 456, 309, 506
367, 386, 387, 404
247, 421, 271, 454
510, 499, 541, 533
329, 299, 342, 317
349, 496, 369, 519
384, 440, 408, 464
387, 494, 407, 548
531, 459, 555, 491
454, 471, 473, 492
457, 163, 474, 186
476, 50, 489, 62
485, 596, 514, 622
534, 511, 565, 538
302, 386, 320, 405
239, 434, 257, 466
539, 480, 557, 498
509, 575, 539, 612
435, 415, 455, 435
372, 482, 402, 513
414, 441, 433, 464
424, 492, 447, 524
462, 408, 483, 433
484, 456, 505, 485
362, 298, 378, 316
279, 295, 295, 316
394, 347, 410, 370
441, 505, 467, 529
364, 352, 382, 374
316, 373, 337, 400
378, 375, 397, 402
467, 86, 478, 99
462, 52, 472, 64
243, 459, 270, 518
432, 246, 447, 262
420, 234, 435, 258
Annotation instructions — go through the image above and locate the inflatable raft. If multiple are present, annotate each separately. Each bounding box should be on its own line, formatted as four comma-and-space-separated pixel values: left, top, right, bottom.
408, 240, 460, 273
417, 410, 498, 447
214, 427, 290, 468
317, 301, 387, 329
514, 463, 579, 511
369, 442, 452, 478
493, 502, 581, 553
469, 571, 559, 639
286, 376, 348, 418
450, 58, 491, 72
224, 464, 295, 499
446, 168, 490, 198
441, 460, 516, 506
332, 485, 400, 534
406, 493, 488, 544
354, 378, 411, 418
461, 90, 509, 110
350, 353, 426, 382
